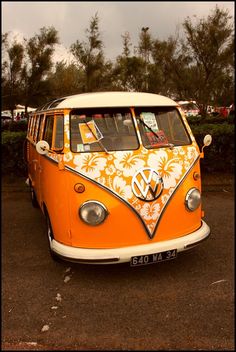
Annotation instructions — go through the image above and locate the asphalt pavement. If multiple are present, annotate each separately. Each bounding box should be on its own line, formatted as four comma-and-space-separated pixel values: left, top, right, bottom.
1, 173, 235, 351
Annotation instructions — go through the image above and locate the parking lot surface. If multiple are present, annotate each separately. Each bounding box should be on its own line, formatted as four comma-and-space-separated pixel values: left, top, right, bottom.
2, 175, 234, 350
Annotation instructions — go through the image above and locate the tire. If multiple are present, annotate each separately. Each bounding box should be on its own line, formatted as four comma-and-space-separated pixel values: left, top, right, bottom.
30, 183, 39, 208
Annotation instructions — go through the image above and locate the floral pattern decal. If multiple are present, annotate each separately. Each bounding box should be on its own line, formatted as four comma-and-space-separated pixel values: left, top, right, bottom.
73, 154, 107, 179
114, 151, 146, 177
148, 151, 183, 189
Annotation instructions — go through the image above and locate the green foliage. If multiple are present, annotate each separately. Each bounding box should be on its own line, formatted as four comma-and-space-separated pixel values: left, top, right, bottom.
187, 114, 235, 125
1, 120, 28, 132
150, 37, 180, 95
182, 6, 234, 110
21, 26, 59, 107
189, 121, 234, 172
113, 56, 146, 91
1, 131, 27, 175
2, 41, 24, 112
47, 62, 84, 98
121, 32, 132, 57
2, 26, 59, 110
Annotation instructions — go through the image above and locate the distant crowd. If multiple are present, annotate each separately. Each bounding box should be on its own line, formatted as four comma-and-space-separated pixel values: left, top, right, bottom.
15, 112, 29, 121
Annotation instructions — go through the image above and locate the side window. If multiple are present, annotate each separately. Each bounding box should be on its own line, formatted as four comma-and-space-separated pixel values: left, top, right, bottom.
27, 116, 33, 137
31, 116, 37, 141
29, 116, 35, 137
33, 115, 40, 142
54, 115, 64, 150
36, 114, 45, 142
43, 115, 54, 147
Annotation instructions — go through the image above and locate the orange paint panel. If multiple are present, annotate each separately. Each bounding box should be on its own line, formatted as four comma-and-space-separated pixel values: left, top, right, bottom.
39, 158, 72, 246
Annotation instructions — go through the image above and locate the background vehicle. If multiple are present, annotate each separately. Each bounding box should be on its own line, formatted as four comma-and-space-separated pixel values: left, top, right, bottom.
177, 101, 200, 117
1, 113, 12, 125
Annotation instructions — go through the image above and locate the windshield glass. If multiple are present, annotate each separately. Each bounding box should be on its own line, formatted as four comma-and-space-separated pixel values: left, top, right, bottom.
135, 107, 191, 148
70, 108, 139, 152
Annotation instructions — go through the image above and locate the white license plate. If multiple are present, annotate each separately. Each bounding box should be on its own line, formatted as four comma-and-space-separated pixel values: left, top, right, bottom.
130, 249, 177, 267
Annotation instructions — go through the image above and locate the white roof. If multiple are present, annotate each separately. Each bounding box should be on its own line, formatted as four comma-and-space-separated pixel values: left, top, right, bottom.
41, 92, 177, 110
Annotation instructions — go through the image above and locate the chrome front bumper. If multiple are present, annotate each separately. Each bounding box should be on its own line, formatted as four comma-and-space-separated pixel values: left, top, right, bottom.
51, 220, 210, 264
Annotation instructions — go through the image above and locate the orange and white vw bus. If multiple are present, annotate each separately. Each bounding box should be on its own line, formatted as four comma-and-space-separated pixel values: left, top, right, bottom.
26, 92, 212, 266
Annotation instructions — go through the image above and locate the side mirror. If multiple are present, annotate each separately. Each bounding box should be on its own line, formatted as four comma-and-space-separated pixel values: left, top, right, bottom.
35, 140, 65, 170
200, 134, 212, 158
36, 140, 50, 155
203, 134, 212, 147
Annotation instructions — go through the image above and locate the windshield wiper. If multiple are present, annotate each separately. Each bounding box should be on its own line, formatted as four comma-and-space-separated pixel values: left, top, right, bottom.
83, 118, 109, 154
137, 116, 174, 149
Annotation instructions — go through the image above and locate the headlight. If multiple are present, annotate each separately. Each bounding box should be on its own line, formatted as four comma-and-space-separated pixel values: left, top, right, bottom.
79, 201, 108, 225
185, 188, 201, 211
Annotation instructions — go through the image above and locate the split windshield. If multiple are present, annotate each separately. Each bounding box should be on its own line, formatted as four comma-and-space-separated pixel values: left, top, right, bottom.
70, 108, 139, 152
70, 107, 191, 152
135, 107, 191, 148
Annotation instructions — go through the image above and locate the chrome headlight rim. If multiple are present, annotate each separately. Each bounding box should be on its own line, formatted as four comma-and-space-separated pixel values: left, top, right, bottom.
79, 200, 108, 226
185, 187, 201, 212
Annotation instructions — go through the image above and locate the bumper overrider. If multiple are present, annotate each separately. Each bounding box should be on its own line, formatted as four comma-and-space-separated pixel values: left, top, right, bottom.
51, 220, 210, 264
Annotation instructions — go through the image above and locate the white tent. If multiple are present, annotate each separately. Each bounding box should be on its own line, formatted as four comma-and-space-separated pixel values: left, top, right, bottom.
2, 105, 36, 118
15, 104, 36, 113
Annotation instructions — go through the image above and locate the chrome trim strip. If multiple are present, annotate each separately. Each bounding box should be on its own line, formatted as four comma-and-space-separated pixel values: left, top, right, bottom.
44, 154, 61, 164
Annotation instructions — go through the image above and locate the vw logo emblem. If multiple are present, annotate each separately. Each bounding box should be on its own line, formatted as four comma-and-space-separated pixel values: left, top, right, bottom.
131, 168, 163, 201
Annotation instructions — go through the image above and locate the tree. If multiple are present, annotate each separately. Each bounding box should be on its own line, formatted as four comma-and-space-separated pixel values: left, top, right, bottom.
113, 31, 134, 90
122, 31, 132, 58
113, 28, 153, 92
1, 33, 9, 80
70, 13, 110, 92
21, 26, 59, 110
1, 35, 24, 116
113, 56, 146, 91
47, 61, 84, 98
182, 6, 234, 112
150, 37, 178, 96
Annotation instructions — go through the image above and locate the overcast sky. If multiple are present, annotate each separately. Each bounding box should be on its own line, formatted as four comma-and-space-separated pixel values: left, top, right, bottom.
2, 1, 235, 62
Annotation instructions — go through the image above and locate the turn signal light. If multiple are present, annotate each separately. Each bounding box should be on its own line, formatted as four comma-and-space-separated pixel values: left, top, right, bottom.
193, 172, 200, 181
74, 183, 85, 193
